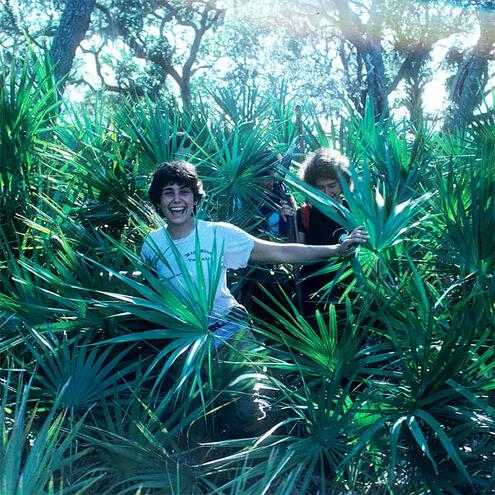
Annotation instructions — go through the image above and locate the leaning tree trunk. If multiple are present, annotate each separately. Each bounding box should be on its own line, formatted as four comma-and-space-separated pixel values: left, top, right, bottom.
50, 0, 96, 93
444, 11, 495, 133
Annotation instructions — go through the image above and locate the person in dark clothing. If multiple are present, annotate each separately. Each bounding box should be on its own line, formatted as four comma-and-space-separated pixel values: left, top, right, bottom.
296, 148, 353, 315
238, 148, 296, 316
250, 148, 294, 239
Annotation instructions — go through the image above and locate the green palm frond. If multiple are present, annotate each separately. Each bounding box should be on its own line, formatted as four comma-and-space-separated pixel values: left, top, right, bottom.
253, 288, 391, 383
285, 160, 430, 306
51, 105, 150, 235
266, 81, 303, 148
345, 259, 495, 491
113, 97, 197, 172
0, 372, 91, 494
0, 48, 60, 243
198, 123, 278, 223
430, 158, 495, 277
208, 83, 270, 126
22, 329, 140, 411
82, 393, 209, 494
288, 162, 430, 253
205, 374, 366, 494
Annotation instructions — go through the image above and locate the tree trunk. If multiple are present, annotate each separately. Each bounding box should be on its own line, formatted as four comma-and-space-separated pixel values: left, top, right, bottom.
50, 0, 96, 93
444, 11, 495, 133
360, 38, 389, 119
180, 83, 192, 110
333, 0, 389, 120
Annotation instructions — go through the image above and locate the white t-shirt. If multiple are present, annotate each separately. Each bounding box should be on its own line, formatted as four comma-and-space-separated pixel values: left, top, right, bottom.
140, 220, 255, 320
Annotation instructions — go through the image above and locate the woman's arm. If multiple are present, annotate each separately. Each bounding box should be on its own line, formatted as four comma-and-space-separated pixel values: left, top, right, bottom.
249, 226, 369, 264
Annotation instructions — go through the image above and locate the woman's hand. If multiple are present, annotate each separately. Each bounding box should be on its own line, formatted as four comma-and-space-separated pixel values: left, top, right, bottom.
337, 226, 369, 257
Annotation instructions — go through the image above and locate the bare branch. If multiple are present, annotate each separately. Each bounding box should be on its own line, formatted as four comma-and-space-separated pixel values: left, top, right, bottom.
388, 42, 434, 94
85, 44, 146, 97
69, 77, 96, 91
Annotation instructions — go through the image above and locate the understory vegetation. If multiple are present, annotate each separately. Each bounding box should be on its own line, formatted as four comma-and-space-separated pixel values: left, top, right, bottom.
0, 52, 494, 494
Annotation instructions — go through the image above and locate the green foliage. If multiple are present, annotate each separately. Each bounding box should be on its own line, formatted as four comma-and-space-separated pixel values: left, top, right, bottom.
0, 56, 494, 494
0, 49, 60, 243
0, 372, 93, 494
24, 329, 140, 411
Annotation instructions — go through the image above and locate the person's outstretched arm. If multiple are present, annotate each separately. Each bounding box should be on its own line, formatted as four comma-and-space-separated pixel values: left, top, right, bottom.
249, 226, 369, 264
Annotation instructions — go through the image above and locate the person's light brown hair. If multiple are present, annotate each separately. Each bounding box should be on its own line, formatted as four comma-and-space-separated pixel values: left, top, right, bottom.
299, 148, 351, 187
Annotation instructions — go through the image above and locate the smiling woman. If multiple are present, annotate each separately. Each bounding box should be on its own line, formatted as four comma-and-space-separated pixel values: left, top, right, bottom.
148, 161, 204, 238
143, 161, 256, 330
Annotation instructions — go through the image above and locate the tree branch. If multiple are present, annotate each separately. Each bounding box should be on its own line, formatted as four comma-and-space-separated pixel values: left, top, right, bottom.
70, 77, 96, 91
388, 43, 433, 94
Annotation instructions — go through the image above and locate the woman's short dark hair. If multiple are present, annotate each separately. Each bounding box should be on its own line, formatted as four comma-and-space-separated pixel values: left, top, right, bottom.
300, 148, 351, 187
148, 161, 205, 207
252, 147, 282, 174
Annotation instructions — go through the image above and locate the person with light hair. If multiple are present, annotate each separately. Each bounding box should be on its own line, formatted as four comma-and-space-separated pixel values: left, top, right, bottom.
297, 148, 354, 314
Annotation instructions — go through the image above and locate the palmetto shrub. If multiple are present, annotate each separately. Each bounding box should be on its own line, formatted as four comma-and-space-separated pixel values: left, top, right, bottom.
0, 50, 60, 248
0, 55, 493, 494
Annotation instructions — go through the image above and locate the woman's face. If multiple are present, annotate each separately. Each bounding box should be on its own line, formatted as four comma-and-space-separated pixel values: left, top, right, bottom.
315, 177, 343, 202
159, 182, 196, 230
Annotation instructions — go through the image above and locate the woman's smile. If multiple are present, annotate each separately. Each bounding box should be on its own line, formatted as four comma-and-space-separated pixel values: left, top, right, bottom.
160, 183, 196, 237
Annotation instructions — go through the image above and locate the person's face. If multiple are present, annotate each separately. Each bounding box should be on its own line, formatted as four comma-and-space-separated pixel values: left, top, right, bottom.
177, 143, 193, 156
159, 182, 195, 229
315, 177, 343, 202
257, 169, 276, 191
